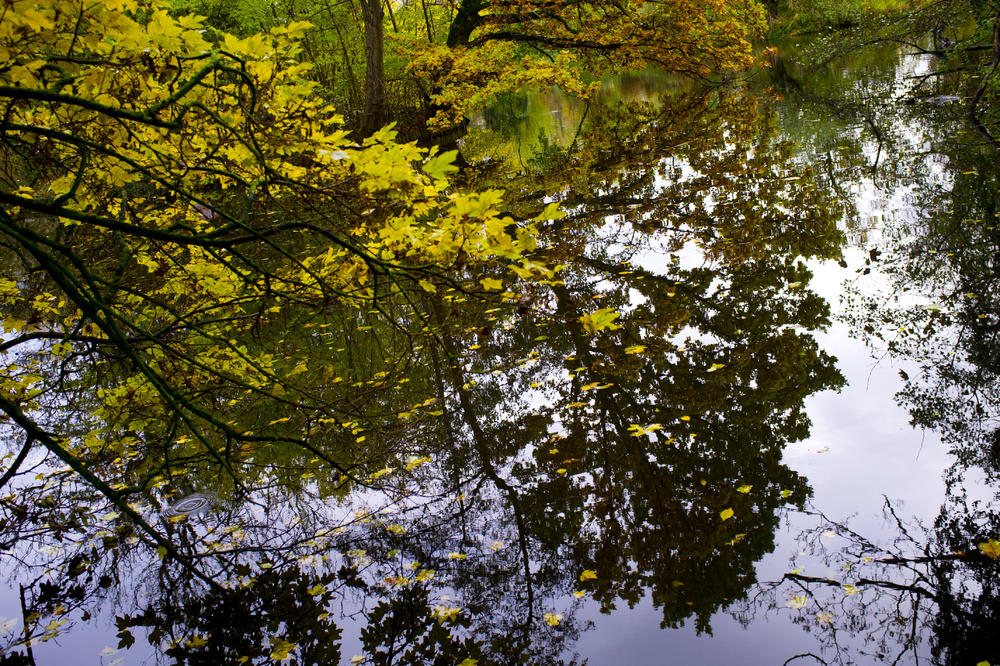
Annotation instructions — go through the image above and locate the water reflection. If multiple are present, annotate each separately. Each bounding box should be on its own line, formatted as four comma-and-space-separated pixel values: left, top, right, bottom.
0, 80, 851, 664
4, 32, 1000, 665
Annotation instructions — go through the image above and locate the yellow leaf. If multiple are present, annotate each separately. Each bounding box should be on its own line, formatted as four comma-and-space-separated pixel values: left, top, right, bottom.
544, 612, 563, 626
736, 484, 752, 494
269, 637, 297, 660
535, 201, 566, 221
480, 277, 503, 290
579, 308, 621, 334
579, 569, 598, 581
720, 508, 734, 521
977, 539, 1000, 559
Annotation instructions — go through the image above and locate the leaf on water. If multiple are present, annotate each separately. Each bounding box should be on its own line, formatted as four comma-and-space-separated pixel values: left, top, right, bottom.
579, 569, 598, 582
573, 590, 585, 598
624, 345, 646, 354
544, 612, 563, 626
579, 308, 621, 334
628, 423, 662, 437
720, 508, 735, 521
787, 595, 808, 609
707, 363, 725, 372
977, 538, 1000, 559
842, 585, 859, 595
736, 484, 752, 494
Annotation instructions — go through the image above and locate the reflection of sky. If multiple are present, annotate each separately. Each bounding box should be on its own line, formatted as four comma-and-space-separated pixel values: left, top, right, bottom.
1, 44, 987, 666
567, 49, 968, 666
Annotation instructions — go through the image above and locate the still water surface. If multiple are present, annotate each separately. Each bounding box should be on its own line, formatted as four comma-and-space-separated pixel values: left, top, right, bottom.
2, 36, 998, 666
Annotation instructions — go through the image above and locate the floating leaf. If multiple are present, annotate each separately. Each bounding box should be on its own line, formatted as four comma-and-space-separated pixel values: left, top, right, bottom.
579, 308, 621, 334
544, 612, 563, 626
628, 423, 662, 437
736, 484, 752, 494
842, 585, 859, 595
977, 538, 1000, 559
579, 569, 598, 581
720, 508, 734, 521
787, 595, 808, 609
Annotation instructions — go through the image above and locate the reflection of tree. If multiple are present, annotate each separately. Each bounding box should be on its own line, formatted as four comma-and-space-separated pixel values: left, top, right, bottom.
842, 99, 1000, 474
738, 487, 1000, 666
2, 85, 847, 662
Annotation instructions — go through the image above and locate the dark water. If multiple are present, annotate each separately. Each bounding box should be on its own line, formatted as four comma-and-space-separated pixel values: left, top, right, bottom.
2, 37, 999, 666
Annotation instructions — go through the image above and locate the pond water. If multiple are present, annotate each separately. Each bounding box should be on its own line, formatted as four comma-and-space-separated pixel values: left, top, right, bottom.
2, 35, 999, 666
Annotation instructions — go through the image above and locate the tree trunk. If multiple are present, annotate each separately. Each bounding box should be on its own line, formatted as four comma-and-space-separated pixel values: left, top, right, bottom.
446, 0, 487, 47
360, 0, 386, 136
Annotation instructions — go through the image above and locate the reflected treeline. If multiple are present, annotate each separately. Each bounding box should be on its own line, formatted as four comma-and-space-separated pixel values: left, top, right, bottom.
736, 484, 1000, 666
1, 85, 846, 663
839, 77, 1000, 477
731, 26, 1000, 666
